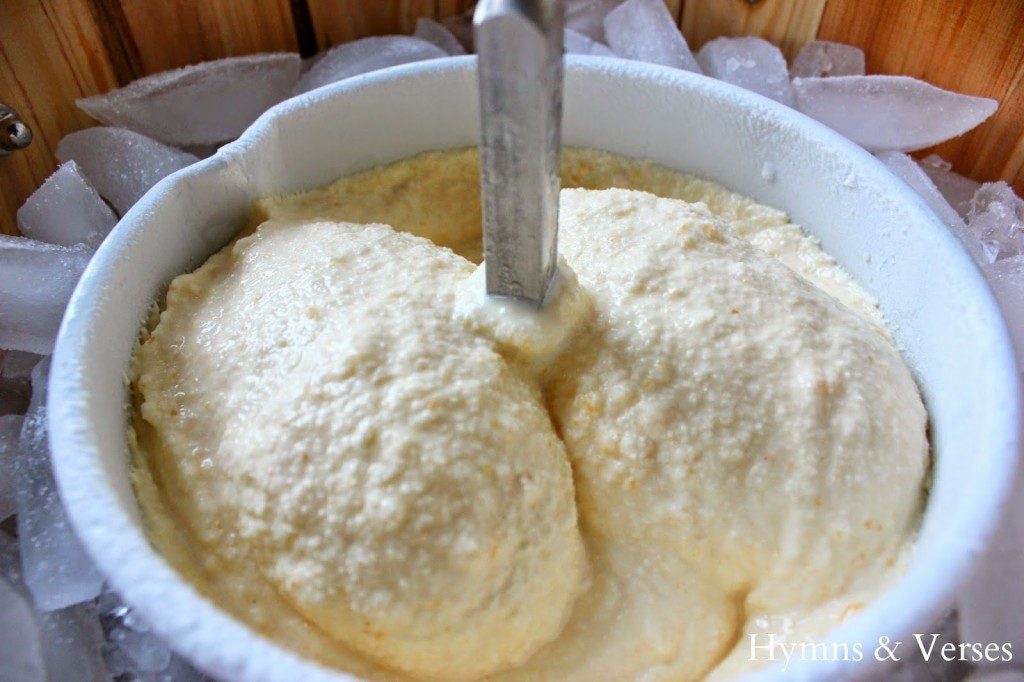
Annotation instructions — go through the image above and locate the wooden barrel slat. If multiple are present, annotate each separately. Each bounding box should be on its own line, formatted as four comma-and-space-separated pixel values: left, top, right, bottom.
306, 0, 436, 47
1, 0, 119, 236
436, 0, 477, 16
680, 0, 828, 62
112, 0, 298, 74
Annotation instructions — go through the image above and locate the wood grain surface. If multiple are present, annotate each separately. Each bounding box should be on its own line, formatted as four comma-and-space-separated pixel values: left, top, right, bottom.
681, 0, 827, 61
1, 0, 1022, 236
112, 0, 298, 73
306, 0, 434, 46
436, 0, 477, 15
0, 0, 119, 236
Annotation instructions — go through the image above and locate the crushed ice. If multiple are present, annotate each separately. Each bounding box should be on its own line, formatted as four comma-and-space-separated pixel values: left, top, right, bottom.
965, 182, 1024, 264
790, 40, 865, 78
564, 28, 616, 57
565, 0, 622, 42
17, 162, 116, 250
3, 10, 1022, 681
57, 127, 199, 216
604, 0, 702, 73
918, 153, 981, 219
414, 17, 468, 56
0, 237, 92, 354
697, 37, 795, 106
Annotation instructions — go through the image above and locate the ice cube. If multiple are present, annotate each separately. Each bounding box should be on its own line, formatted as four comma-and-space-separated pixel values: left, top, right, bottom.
96, 586, 209, 680
958, 436, 1024, 670
38, 602, 108, 682
16, 359, 104, 611
142, 655, 212, 682
790, 40, 865, 78
918, 154, 981, 220
792, 75, 998, 152
876, 151, 965, 229
120, 607, 151, 633
294, 37, 447, 95
0, 236, 93, 355
875, 151, 988, 264
0, 575, 45, 681
56, 127, 198, 215
110, 625, 172, 672
413, 17, 467, 56
101, 641, 132, 677
696, 37, 795, 106
77, 53, 301, 146
301, 51, 324, 75
16, 161, 117, 250
604, 0, 701, 74
984, 255, 1024, 353
965, 182, 1024, 263
2, 537, 106, 681
564, 28, 616, 57
1, 415, 23, 520
96, 584, 127, 620
97, 586, 148, 632
566, 0, 623, 42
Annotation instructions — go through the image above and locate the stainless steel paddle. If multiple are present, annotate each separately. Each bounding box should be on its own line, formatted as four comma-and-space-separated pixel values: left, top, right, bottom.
474, 0, 564, 306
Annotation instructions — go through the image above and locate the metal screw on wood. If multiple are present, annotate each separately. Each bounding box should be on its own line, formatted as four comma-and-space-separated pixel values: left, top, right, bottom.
0, 104, 33, 156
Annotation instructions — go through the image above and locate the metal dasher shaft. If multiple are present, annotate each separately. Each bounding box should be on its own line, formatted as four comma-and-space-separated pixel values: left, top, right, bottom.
474, 0, 564, 306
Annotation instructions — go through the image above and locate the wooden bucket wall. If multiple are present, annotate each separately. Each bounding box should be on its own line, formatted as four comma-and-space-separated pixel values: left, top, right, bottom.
1, 0, 1022, 236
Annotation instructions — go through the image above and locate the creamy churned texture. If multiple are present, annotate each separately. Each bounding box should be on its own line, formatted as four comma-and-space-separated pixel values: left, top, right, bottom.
134, 221, 587, 681
131, 148, 928, 681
